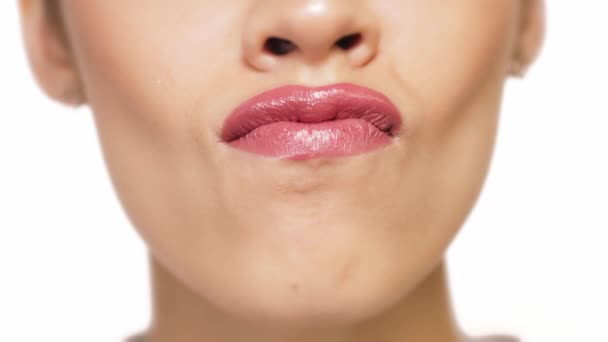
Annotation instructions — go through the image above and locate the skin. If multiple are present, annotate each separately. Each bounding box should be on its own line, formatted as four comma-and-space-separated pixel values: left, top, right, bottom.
18, 1, 544, 341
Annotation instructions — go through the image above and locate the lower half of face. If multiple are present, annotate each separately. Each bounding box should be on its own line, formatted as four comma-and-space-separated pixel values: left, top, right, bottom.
61, 0, 517, 326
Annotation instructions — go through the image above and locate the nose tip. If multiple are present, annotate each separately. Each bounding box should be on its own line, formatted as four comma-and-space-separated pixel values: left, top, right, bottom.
242, 1, 380, 71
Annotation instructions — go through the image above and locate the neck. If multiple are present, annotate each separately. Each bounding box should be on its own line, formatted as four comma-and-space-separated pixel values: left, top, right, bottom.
145, 256, 464, 342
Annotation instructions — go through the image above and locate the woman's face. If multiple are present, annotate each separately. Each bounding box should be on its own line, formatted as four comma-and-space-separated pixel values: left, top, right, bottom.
28, 0, 541, 326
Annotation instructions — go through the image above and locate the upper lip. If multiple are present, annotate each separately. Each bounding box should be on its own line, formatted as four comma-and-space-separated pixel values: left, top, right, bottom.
220, 83, 403, 142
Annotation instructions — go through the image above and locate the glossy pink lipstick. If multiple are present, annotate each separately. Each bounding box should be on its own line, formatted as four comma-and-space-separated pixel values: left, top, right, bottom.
220, 83, 403, 160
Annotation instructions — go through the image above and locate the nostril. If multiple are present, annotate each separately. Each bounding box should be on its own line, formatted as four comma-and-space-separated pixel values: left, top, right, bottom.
264, 37, 297, 56
335, 33, 362, 50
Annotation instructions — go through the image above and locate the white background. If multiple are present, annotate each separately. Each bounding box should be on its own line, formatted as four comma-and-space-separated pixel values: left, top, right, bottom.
1, 2, 606, 341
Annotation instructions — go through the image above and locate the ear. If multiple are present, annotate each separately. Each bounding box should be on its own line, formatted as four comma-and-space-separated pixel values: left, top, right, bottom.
509, 0, 546, 78
18, 0, 87, 106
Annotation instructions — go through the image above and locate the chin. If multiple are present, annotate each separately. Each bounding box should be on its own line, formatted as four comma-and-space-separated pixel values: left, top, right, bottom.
152, 212, 445, 329
188, 260, 418, 330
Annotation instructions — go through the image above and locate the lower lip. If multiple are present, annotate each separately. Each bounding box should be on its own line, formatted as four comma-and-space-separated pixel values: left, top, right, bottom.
227, 118, 392, 160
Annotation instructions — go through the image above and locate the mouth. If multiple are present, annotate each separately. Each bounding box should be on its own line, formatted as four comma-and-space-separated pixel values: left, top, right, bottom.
220, 83, 403, 160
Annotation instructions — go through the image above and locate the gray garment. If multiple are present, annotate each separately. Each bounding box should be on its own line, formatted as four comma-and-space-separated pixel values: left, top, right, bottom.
124, 333, 519, 342
125, 333, 146, 342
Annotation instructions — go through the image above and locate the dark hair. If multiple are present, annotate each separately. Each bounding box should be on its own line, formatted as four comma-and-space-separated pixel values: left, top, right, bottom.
44, 1, 70, 49
44, 0, 61, 25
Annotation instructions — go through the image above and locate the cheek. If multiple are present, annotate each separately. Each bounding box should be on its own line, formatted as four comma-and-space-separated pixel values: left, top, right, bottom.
382, 1, 515, 110
60, 2, 249, 246
62, 0, 243, 135
62, 3, 244, 187
378, 1, 516, 238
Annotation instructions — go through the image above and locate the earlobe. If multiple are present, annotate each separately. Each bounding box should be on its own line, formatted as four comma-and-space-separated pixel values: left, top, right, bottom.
18, 0, 86, 107
510, 0, 546, 78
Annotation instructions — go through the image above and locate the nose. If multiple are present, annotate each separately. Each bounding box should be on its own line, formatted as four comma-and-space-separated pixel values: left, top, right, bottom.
242, 0, 380, 71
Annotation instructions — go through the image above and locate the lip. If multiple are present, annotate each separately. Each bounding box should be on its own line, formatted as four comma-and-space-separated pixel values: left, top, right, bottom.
220, 83, 403, 160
